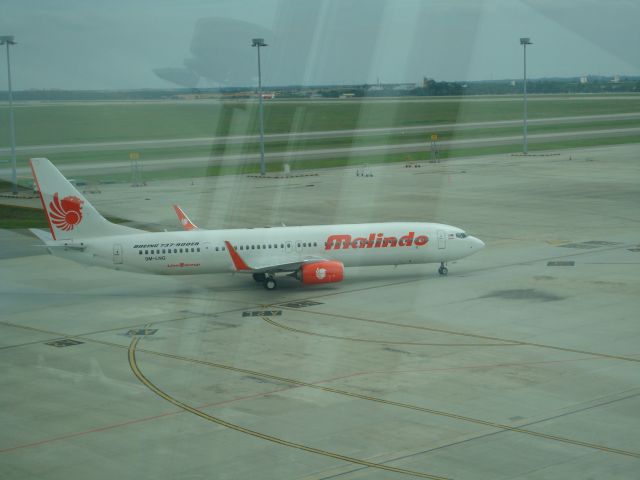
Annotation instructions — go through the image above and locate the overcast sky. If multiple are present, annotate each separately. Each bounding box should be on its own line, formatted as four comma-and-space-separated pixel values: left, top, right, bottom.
1, 0, 638, 90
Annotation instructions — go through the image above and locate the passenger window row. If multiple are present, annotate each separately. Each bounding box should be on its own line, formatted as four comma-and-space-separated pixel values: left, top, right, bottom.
216, 242, 319, 252
139, 247, 200, 255
139, 241, 322, 256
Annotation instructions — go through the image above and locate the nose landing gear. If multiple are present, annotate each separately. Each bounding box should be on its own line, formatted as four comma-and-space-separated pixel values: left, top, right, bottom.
438, 262, 448, 276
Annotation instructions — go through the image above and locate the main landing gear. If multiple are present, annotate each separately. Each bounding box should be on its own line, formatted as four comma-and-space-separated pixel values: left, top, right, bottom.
438, 262, 448, 276
264, 276, 277, 290
252, 273, 266, 283
253, 272, 277, 290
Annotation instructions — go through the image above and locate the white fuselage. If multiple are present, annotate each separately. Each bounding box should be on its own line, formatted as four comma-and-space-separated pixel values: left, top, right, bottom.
48, 222, 484, 276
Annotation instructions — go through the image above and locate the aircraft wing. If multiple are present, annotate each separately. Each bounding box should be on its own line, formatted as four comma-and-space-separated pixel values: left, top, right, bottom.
248, 257, 329, 273
224, 241, 329, 273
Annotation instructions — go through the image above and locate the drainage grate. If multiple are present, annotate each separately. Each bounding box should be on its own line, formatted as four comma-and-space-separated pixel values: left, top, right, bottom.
557, 243, 598, 249
46, 339, 84, 348
126, 329, 158, 336
547, 261, 575, 266
279, 300, 324, 308
558, 241, 622, 249
242, 310, 282, 317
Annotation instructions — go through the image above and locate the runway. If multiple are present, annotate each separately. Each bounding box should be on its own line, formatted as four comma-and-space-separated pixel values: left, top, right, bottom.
2, 124, 639, 178
2, 112, 639, 157
1, 143, 639, 479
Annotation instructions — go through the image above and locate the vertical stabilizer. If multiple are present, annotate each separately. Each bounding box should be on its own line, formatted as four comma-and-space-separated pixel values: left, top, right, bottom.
30, 158, 139, 240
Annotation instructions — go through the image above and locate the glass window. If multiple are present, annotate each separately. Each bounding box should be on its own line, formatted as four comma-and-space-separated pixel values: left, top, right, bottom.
11, 7, 636, 478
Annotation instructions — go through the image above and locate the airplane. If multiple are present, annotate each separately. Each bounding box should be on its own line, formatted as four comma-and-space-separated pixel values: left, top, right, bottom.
29, 158, 485, 290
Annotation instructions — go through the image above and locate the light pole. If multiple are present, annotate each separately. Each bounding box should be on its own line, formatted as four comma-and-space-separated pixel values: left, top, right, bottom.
252, 38, 267, 176
1, 35, 17, 194
520, 37, 532, 154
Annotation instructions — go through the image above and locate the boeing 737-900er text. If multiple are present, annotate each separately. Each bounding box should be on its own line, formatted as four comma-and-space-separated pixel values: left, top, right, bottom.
29, 158, 484, 290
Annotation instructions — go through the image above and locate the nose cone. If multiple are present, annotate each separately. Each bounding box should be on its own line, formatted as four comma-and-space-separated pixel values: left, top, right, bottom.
470, 236, 485, 250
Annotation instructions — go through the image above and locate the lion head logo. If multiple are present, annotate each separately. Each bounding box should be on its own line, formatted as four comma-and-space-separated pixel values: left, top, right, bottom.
315, 267, 327, 280
49, 193, 84, 231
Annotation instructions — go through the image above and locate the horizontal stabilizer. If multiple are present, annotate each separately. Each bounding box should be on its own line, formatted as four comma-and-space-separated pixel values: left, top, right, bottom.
30, 228, 53, 243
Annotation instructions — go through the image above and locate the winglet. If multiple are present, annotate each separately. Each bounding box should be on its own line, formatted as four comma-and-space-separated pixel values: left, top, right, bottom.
173, 204, 198, 230
224, 241, 252, 271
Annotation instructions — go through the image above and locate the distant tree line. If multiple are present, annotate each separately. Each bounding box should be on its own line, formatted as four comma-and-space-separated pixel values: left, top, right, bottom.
317, 77, 640, 98
3, 77, 639, 101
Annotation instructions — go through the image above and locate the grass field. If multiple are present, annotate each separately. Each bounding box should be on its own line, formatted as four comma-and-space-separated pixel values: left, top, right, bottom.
0, 204, 48, 229
0, 202, 131, 229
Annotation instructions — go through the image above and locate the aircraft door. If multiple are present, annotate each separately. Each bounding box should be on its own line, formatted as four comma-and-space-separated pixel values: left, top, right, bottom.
296, 240, 303, 254
437, 230, 446, 249
285, 241, 293, 253
113, 244, 123, 264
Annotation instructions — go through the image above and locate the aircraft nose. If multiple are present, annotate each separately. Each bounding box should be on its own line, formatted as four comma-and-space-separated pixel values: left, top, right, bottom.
470, 236, 485, 250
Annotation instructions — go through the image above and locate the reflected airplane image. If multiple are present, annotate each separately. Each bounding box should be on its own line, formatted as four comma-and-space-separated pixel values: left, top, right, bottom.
30, 158, 484, 290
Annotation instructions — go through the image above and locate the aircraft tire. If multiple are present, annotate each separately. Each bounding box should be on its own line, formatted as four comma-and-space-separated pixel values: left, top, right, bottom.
264, 277, 277, 290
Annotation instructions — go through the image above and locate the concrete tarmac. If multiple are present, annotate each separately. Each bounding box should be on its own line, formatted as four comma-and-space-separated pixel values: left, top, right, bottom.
1, 144, 639, 479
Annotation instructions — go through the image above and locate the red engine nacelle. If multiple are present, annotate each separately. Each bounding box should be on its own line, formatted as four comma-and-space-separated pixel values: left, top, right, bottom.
298, 261, 344, 285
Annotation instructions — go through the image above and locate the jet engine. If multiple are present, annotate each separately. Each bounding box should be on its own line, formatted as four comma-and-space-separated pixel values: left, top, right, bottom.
296, 261, 344, 285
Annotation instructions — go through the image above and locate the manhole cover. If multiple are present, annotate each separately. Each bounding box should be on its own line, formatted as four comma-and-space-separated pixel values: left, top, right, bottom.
279, 300, 323, 308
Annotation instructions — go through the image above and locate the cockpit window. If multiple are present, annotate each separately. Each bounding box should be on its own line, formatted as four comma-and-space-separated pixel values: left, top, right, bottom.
456, 233, 468, 239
